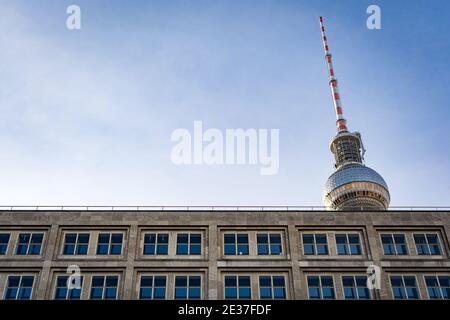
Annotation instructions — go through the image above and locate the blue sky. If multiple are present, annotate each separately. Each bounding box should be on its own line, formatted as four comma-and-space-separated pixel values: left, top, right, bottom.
0, 0, 449, 206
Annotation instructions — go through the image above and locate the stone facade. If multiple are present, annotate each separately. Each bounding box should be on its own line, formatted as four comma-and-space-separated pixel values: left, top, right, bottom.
0, 210, 449, 300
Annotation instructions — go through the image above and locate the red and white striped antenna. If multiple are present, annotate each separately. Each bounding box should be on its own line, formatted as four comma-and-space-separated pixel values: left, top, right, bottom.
319, 16, 348, 133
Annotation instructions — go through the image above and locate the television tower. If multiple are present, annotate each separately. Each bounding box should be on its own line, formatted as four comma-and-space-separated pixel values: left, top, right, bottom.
319, 16, 390, 210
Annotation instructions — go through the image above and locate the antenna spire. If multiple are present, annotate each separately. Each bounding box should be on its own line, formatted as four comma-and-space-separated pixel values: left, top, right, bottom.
319, 16, 348, 133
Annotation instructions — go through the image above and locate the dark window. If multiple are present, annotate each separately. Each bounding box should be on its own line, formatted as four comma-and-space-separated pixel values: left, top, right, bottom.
302, 234, 328, 255
96, 233, 123, 255
0, 234, 10, 255
224, 276, 251, 299
224, 233, 249, 255
4, 276, 34, 300
342, 276, 370, 299
381, 234, 408, 255
174, 276, 201, 299
425, 276, 449, 299
390, 276, 419, 299
257, 234, 282, 255
139, 276, 166, 300
176, 233, 202, 255
54, 276, 83, 300
336, 234, 362, 255
414, 234, 442, 255
16, 233, 44, 255
90, 276, 118, 300
143, 233, 169, 255
307, 276, 335, 299
63, 233, 90, 255
259, 276, 286, 299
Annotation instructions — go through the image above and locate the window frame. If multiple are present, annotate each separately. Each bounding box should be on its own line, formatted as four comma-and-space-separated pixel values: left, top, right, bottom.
3, 274, 35, 300
96, 233, 124, 255
89, 275, 120, 300
223, 275, 252, 300
256, 233, 283, 256
380, 233, 409, 256
413, 233, 442, 256
258, 275, 287, 300
306, 275, 335, 300
389, 275, 421, 300
335, 233, 363, 256
142, 232, 170, 256
174, 275, 202, 300
423, 274, 450, 300
176, 233, 202, 256
340, 275, 371, 300
139, 274, 167, 300
301, 233, 329, 256
61, 232, 90, 256
15, 232, 45, 256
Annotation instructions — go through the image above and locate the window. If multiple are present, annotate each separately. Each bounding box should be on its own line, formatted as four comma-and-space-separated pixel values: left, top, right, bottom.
63, 233, 90, 255
176, 233, 201, 255
381, 234, 408, 255
0, 233, 10, 255
224, 276, 251, 299
139, 276, 166, 300
414, 234, 442, 255
425, 276, 449, 299
143, 233, 169, 255
390, 276, 420, 299
342, 276, 370, 299
336, 234, 362, 255
96, 233, 123, 255
259, 276, 286, 299
4, 276, 34, 300
54, 276, 83, 300
90, 276, 119, 300
307, 276, 335, 299
174, 276, 201, 299
302, 234, 328, 255
257, 234, 282, 255
16, 233, 44, 255
224, 234, 249, 255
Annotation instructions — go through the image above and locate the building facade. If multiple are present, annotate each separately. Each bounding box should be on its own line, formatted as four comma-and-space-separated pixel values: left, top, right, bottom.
0, 209, 449, 300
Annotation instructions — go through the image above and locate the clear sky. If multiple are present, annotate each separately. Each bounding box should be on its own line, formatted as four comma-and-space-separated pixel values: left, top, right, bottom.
0, 0, 449, 206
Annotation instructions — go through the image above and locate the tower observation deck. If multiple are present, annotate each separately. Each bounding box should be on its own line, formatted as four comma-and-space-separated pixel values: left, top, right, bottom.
319, 16, 390, 211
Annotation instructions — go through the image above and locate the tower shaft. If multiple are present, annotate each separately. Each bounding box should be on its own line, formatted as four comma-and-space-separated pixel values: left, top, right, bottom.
319, 16, 348, 133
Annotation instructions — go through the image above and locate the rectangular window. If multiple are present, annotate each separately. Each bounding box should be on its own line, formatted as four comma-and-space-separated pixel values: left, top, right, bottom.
174, 276, 201, 299
336, 234, 362, 255
259, 276, 286, 299
0, 233, 10, 255
224, 276, 251, 299
381, 234, 408, 255
139, 275, 166, 300
302, 234, 328, 255
54, 275, 83, 300
414, 234, 442, 255
425, 276, 449, 300
96, 233, 123, 255
63, 233, 90, 255
4, 276, 34, 300
390, 276, 420, 299
342, 276, 371, 299
90, 276, 119, 300
257, 234, 282, 255
176, 233, 202, 255
307, 276, 335, 299
224, 233, 249, 255
143, 233, 169, 255
15, 233, 44, 255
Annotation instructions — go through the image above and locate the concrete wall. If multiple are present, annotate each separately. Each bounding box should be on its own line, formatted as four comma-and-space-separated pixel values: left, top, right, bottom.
0, 210, 449, 300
